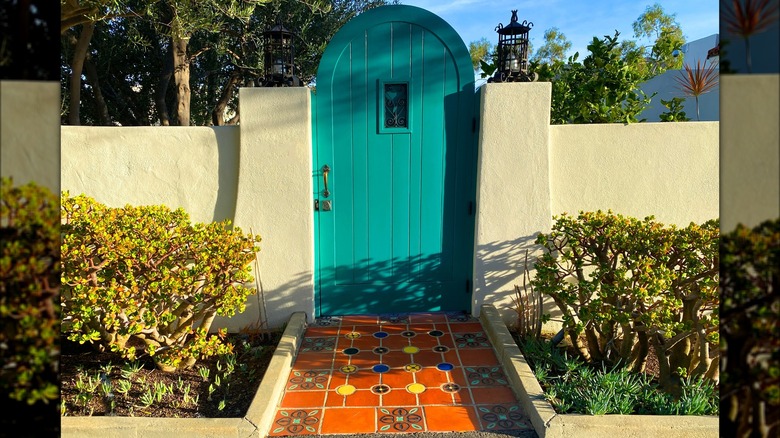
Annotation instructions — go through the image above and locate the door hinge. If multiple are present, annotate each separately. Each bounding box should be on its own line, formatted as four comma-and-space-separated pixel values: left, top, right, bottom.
466, 279, 471, 294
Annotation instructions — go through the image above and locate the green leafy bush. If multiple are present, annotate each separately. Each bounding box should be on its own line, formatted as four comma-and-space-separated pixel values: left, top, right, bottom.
61, 194, 260, 371
519, 336, 718, 416
720, 218, 780, 437
0, 177, 60, 404
658, 97, 690, 122
533, 211, 719, 393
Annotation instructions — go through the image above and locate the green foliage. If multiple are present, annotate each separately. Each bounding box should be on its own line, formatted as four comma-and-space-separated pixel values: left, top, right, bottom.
533, 211, 719, 393
0, 177, 60, 405
631, 3, 685, 75
720, 218, 780, 437
520, 336, 718, 416
541, 32, 656, 124
530, 27, 572, 65
468, 37, 494, 70
659, 97, 690, 122
61, 194, 261, 371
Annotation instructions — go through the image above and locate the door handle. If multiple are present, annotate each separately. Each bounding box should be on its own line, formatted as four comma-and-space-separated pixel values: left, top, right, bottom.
322, 164, 331, 198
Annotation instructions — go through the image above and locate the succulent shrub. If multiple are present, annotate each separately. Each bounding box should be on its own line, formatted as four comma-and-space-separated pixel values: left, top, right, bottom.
61, 194, 260, 371
720, 218, 779, 437
0, 177, 60, 404
533, 211, 719, 393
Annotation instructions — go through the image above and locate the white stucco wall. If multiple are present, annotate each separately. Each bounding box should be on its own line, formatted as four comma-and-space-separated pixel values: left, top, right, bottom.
0, 81, 60, 192
61, 126, 239, 225
473, 83, 553, 326
720, 74, 780, 231
550, 122, 719, 227
230, 88, 315, 330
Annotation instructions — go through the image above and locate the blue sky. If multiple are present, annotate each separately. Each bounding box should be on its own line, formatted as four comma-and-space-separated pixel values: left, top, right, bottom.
399, 0, 719, 58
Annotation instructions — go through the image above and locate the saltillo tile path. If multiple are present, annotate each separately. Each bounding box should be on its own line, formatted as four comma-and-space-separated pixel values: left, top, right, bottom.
267, 312, 535, 436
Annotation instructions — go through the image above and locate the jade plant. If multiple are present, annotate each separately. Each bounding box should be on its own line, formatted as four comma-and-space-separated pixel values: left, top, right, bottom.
61, 194, 260, 371
533, 211, 719, 394
720, 218, 779, 437
0, 177, 60, 405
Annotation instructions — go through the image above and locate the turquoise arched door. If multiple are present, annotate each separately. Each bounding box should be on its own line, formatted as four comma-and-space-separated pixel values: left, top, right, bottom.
313, 5, 477, 316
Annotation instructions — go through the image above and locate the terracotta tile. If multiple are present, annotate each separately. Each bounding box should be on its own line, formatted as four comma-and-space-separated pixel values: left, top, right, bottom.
292, 351, 334, 370
417, 387, 456, 405
280, 390, 328, 408
327, 371, 349, 389
381, 369, 415, 388
347, 335, 380, 350
450, 387, 473, 405
345, 389, 381, 407
415, 367, 449, 388
424, 405, 480, 432
408, 323, 436, 332
470, 386, 518, 404
413, 350, 447, 367
268, 408, 323, 436
407, 313, 442, 323
380, 352, 415, 368
382, 335, 412, 350
304, 326, 343, 337
346, 370, 382, 389
379, 324, 410, 334
475, 404, 534, 431
376, 406, 426, 433
324, 390, 347, 407
333, 350, 378, 368
381, 388, 418, 406
450, 367, 469, 388
320, 407, 376, 434
410, 335, 442, 348
457, 348, 499, 367
433, 334, 456, 348
448, 322, 484, 332
341, 315, 379, 325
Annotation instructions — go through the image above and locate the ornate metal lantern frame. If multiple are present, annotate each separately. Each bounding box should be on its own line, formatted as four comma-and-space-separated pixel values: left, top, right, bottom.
262, 23, 301, 87
489, 10, 537, 83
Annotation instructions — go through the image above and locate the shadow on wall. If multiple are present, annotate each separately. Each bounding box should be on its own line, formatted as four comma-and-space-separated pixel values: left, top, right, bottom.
474, 234, 563, 326
213, 126, 240, 224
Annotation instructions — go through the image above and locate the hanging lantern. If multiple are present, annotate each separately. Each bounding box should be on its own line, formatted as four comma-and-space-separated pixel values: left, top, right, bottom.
490, 10, 537, 83
262, 22, 301, 87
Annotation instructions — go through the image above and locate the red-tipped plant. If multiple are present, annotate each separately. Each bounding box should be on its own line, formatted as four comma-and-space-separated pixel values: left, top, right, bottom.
721, 0, 780, 72
675, 59, 719, 120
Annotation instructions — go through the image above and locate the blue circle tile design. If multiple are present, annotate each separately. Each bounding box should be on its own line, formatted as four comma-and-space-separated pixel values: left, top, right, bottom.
428, 330, 444, 337
343, 347, 360, 355
436, 362, 454, 371
373, 347, 390, 355
401, 331, 416, 338
373, 331, 389, 339
372, 364, 391, 373
432, 345, 450, 353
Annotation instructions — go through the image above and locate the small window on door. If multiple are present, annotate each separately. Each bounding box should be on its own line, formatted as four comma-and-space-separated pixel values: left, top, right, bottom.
379, 80, 412, 134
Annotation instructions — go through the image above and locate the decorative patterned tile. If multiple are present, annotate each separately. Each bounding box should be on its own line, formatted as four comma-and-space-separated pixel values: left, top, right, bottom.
269, 409, 322, 436
452, 332, 490, 348
465, 366, 508, 386
286, 370, 330, 390
377, 407, 426, 432
379, 314, 410, 324
300, 337, 337, 353
476, 404, 534, 431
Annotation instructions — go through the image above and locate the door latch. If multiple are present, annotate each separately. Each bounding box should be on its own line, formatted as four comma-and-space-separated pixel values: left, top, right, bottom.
314, 199, 332, 211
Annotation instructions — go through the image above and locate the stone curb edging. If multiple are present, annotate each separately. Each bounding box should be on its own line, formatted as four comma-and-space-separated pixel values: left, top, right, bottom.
478, 304, 719, 438
61, 312, 308, 438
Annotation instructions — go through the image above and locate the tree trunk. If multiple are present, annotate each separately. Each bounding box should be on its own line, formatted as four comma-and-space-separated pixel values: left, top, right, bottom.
68, 22, 95, 125
173, 37, 190, 126
84, 56, 111, 125
156, 43, 174, 126
212, 73, 240, 126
